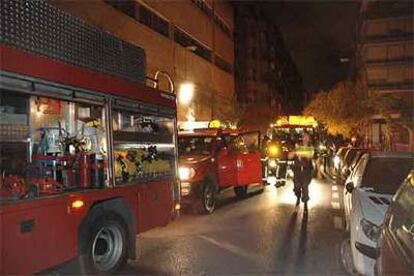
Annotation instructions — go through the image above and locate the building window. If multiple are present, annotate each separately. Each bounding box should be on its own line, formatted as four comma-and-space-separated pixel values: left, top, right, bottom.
404, 66, 413, 81
366, 46, 386, 60
213, 14, 232, 38
404, 43, 413, 58
388, 66, 405, 82
191, 0, 213, 17
191, 0, 232, 38
214, 55, 233, 74
367, 66, 387, 82
251, 47, 257, 59
174, 27, 212, 62
388, 45, 404, 60
388, 18, 405, 34
366, 21, 387, 36
104, 0, 136, 19
137, 4, 169, 37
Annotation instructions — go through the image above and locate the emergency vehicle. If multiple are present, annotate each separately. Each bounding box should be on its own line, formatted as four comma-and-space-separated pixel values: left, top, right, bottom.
0, 1, 178, 274
264, 116, 320, 185
178, 121, 263, 213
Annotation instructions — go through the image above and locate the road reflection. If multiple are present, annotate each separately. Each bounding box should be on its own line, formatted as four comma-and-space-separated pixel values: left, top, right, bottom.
266, 179, 324, 209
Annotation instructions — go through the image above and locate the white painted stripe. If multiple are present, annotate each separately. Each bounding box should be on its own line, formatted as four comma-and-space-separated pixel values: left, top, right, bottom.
332, 185, 338, 191
334, 216, 343, 229
332, 192, 339, 199
198, 235, 259, 262
331, 202, 341, 209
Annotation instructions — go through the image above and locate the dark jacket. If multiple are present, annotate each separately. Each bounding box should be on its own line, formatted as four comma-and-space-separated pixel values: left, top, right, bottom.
292, 155, 313, 185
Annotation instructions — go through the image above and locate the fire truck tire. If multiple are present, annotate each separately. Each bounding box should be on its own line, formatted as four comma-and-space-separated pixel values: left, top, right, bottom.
201, 180, 216, 214
79, 213, 128, 274
234, 186, 248, 198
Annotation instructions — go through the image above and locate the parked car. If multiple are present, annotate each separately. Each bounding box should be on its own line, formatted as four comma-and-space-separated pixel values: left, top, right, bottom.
340, 148, 368, 181
343, 151, 413, 276
375, 170, 414, 276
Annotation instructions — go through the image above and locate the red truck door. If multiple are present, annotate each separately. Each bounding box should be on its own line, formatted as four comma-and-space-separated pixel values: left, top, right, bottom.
216, 146, 238, 187
234, 132, 262, 186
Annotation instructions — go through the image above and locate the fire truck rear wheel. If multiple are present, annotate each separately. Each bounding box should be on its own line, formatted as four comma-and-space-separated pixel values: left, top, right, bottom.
79, 213, 128, 274
234, 186, 248, 198
201, 180, 216, 214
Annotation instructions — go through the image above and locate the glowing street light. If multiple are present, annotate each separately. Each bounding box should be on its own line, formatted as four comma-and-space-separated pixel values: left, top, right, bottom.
178, 82, 194, 105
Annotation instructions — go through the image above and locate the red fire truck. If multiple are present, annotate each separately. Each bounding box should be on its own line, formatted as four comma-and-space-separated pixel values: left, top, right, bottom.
178, 121, 263, 213
0, 1, 178, 274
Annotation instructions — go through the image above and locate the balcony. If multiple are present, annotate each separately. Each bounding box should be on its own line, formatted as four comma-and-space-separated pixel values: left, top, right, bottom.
364, 33, 413, 44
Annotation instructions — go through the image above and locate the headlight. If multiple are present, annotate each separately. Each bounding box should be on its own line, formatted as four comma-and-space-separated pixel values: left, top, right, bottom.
268, 144, 280, 157
360, 218, 381, 242
333, 156, 340, 168
268, 159, 277, 168
178, 167, 196, 181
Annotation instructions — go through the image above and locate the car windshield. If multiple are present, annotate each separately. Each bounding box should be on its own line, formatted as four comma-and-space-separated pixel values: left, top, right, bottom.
362, 158, 413, 194
337, 148, 347, 159
350, 151, 364, 170
178, 136, 214, 155
344, 149, 358, 166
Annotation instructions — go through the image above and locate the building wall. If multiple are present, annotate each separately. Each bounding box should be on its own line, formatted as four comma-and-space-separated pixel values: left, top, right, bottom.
50, 0, 235, 122
234, 5, 304, 118
359, 0, 413, 152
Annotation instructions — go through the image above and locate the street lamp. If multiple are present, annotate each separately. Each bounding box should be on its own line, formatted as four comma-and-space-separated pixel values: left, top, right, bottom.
178, 82, 194, 105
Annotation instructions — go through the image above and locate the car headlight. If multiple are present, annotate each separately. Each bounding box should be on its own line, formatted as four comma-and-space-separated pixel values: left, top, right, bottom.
178, 167, 196, 181
360, 218, 381, 242
268, 159, 277, 168
333, 156, 340, 168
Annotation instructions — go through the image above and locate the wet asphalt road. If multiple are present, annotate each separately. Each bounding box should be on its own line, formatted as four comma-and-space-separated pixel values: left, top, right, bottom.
54, 177, 349, 275
127, 177, 348, 275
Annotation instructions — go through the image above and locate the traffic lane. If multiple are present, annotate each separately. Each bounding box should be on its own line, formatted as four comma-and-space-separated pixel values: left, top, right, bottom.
123, 178, 349, 275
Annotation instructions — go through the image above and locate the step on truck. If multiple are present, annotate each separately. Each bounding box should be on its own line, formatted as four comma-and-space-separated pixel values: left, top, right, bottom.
0, 1, 179, 274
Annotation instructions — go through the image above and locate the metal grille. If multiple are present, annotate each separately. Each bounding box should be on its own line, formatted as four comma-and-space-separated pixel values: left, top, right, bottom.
0, 0, 146, 83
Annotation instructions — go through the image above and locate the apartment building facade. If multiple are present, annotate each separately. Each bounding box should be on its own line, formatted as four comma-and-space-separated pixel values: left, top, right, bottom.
358, 0, 413, 152
51, 0, 235, 121
234, 4, 304, 119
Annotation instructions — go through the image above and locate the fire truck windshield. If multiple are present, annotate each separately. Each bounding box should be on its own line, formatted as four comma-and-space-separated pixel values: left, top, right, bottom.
271, 127, 316, 148
178, 136, 214, 155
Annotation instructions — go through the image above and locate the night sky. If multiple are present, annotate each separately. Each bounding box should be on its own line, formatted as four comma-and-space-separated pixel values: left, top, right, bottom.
261, 1, 360, 94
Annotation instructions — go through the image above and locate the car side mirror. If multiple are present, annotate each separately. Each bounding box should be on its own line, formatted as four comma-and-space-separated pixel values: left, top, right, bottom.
346, 182, 354, 193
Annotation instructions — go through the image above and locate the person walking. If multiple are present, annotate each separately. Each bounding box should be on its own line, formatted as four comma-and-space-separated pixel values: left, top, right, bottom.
290, 132, 314, 212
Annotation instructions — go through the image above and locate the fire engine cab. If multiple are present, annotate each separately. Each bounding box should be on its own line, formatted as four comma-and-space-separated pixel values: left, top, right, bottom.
178, 121, 263, 213
264, 116, 320, 186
